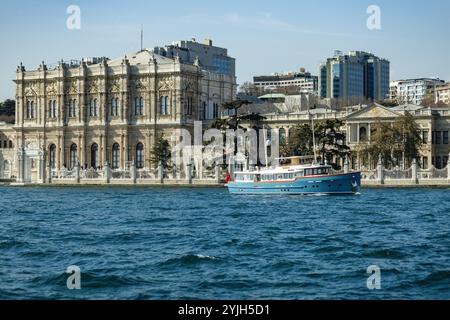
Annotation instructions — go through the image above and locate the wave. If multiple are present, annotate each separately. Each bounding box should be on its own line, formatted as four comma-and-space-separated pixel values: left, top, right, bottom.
31, 270, 145, 289
415, 270, 450, 286
0, 239, 29, 249
158, 254, 220, 267
362, 248, 409, 259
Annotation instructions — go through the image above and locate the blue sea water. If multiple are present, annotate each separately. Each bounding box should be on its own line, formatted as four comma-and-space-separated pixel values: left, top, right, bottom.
0, 186, 449, 300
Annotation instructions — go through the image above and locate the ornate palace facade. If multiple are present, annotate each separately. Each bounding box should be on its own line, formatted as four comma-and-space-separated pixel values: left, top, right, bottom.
0, 46, 236, 183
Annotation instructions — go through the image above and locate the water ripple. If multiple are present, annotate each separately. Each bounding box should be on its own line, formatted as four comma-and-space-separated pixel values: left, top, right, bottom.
1, 186, 450, 299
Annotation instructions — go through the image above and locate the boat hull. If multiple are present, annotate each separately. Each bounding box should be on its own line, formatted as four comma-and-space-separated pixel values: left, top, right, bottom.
226, 172, 361, 195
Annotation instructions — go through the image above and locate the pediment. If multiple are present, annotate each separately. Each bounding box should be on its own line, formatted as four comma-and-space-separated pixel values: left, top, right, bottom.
347, 104, 401, 120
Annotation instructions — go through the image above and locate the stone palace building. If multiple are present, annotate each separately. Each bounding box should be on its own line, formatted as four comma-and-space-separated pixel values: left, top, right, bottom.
0, 39, 237, 183
1, 41, 449, 184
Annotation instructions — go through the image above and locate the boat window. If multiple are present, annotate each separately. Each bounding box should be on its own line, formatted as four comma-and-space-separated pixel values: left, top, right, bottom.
277, 175, 283, 180
284, 173, 294, 179
305, 169, 313, 176
295, 171, 304, 177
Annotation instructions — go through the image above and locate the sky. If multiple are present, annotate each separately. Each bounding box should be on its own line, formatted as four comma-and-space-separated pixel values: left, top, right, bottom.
0, 0, 449, 100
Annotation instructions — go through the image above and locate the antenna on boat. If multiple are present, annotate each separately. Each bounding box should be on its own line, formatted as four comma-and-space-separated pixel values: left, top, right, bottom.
309, 105, 318, 164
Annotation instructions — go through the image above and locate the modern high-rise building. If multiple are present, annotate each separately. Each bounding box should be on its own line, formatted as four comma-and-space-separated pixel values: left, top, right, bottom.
389, 78, 445, 105
319, 51, 390, 103
435, 83, 450, 105
153, 38, 236, 77
253, 68, 318, 94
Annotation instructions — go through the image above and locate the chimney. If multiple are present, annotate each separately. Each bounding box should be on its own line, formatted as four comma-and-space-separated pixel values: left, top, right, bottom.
204, 38, 213, 46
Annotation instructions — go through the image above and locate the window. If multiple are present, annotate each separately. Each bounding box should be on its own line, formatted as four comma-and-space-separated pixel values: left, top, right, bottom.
279, 128, 286, 145
111, 98, 119, 117
422, 157, 428, 170
422, 130, 429, 144
436, 131, 442, 145
90, 99, 98, 117
53, 100, 58, 118
68, 100, 76, 118
135, 97, 144, 116
91, 144, 99, 168
436, 156, 442, 169
213, 103, 219, 119
26, 101, 35, 119
359, 127, 367, 141
112, 143, 120, 169
8, 141, 13, 149
30, 101, 35, 119
70, 144, 78, 169
185, 96, 193, 115
48, 101, 53, 118
160, 96, 170, 115
202, 101, 207, 120
444, 131, 449, 145
136, 143, 144, 169
49, 144, 57, 169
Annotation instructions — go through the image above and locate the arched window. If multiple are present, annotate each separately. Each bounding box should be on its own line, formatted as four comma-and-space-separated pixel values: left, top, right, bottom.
112, 143, 120, 169
359, 127, 367, 141
111, 98, 119, 117
49, 144, 57, 169
70, 144, 78, 169
136, 143, 144, 169
91, 143, 99, 169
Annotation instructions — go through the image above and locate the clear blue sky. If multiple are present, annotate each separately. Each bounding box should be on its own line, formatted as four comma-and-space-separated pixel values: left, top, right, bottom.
1, 0, 449, 100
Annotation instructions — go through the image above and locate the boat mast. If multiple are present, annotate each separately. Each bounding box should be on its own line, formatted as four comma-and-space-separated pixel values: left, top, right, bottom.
263, 125, 269, 169
309, 108, 318, 164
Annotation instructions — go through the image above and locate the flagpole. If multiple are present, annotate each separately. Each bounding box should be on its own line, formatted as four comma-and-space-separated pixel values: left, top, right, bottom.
140, 26, 143, 51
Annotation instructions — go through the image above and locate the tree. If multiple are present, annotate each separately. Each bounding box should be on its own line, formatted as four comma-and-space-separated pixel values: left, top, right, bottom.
377, 99, 399, 108
393, 112, 423, 165
209, 100, 266, 166
283, 119, 350, 166
315, 119, 351, 164
239, 82, 263, 97
150, 134, 172, 170
360, 113, 423, 168
282, 124, 313, 157
0, 99, 16, 124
